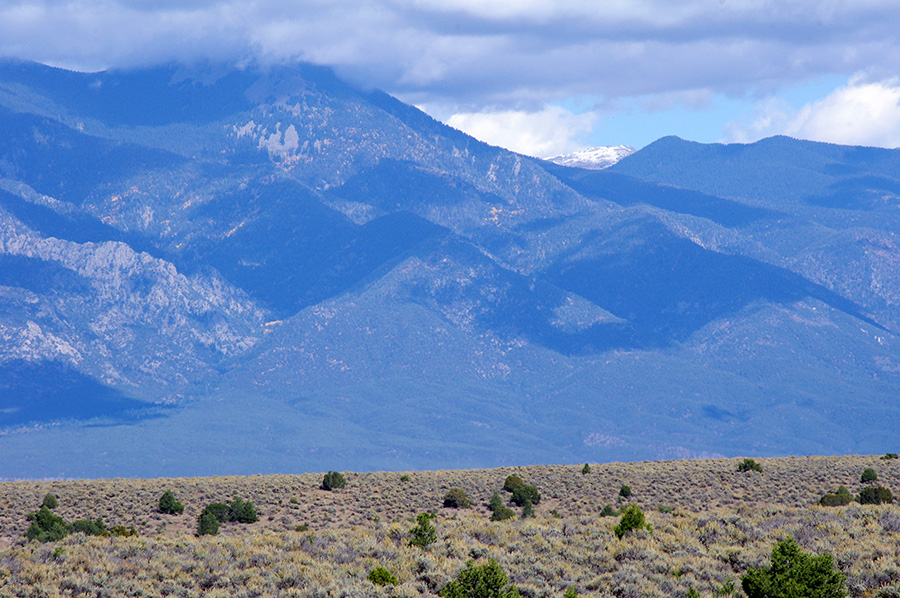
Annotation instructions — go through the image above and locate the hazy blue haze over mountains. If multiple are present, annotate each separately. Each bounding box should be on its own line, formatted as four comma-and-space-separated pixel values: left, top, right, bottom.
0, 59, 898, 478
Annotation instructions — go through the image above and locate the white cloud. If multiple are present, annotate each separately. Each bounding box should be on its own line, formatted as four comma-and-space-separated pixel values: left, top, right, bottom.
5, 1, 900, 148
791, 78, 900, 147
2, 1, 900, 101
444, 106, 596, 157
727, 76, 900, 148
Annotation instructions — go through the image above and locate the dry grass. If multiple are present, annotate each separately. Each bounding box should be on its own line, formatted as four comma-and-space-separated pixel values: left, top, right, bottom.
0, 455, 897, 597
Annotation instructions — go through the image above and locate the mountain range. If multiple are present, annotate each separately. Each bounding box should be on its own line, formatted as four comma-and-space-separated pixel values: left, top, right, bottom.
1, 59, 899, 479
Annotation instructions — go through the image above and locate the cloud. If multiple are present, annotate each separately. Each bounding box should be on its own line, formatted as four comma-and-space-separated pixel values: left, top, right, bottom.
792, 78, 900, 147
2, 1, 900, 100
727, 76, 900, 148
4, 1, 900, 149
444, 106, 596, 157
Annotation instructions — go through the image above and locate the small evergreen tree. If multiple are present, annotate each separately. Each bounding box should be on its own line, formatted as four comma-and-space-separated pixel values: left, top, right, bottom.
321, 471, 347, 491
861, 468, 878, 483
202, 502, 231, 522
619, 484, 632, 499
819, 486, 853, 507
24, 506, 69, 543
41, 493, 58, 510
510, 485, 540, 507
737, 458, 763, 473
409, 512, 437, 548
158, 490, 184, 515
71, 518, 107, 536
491, 506, 516, 521
520, 500, 535, 519
439, 559, 521, 598
503, 475, 525, 492
229, 498, 259, 523
197, 511, 219, 536
489, 492, 515, 521
600, 504, 618, 517
196, 499, 258, 532
741, 537, 846, 598
581, 463, 591, 475
858, 486, 893, 505
614, 504, 649, 539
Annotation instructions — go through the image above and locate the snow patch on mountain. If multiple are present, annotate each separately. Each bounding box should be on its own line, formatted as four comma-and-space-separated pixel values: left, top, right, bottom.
545, 145, 636, 170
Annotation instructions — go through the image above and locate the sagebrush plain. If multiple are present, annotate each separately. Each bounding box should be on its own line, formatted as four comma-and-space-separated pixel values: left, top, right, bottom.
1, 455, 898, 597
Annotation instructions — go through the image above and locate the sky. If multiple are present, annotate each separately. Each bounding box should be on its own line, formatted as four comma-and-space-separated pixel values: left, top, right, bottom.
3, 1, 900, 157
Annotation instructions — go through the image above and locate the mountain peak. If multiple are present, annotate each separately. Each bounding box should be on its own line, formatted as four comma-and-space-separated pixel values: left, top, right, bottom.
544, 145, 636, 170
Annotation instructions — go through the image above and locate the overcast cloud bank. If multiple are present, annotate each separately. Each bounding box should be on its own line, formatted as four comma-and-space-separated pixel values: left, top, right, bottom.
3, 0, 900, 154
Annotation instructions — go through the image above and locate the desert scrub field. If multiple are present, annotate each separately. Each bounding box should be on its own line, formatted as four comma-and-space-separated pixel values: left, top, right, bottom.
0, 455, 897, 597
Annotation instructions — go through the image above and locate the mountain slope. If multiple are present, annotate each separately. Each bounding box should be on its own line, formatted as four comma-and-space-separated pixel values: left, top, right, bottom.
0, 60, 898, 478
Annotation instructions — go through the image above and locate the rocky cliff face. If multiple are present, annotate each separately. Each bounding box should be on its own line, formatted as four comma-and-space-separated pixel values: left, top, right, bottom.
1, 61, 899, 478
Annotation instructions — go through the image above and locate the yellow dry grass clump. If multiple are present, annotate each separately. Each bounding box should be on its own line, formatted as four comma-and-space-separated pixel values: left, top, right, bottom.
0, 455, 897, 597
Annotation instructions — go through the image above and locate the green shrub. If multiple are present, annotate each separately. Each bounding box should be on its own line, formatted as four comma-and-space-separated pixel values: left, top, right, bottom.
409, 512, 437, 548
443, 488, 473, 509
614, 504, 649, 539
491, 506, 515, 521
619, 484, 632, 499
202, 502, 231, 522
41, 493, 58, 510
229, 498, 259, 523
741, 537, 846, 598
881, 453, 899, 460
24, 507, 69, 543
503, 475, 524, 492
858, 486, 893, 505
109, 525, 138, 537
520, 501, 535, 519
510, 485, 540, 507
71, 518, 106, 536
321, 471, 346, 491
196, 499, 256, 536
581, 463, 591, 475
600, 504, 618, 517
861, 468, 878, 483
439, 559, 521, 598
158, 490, 184, 515
400, 474, 411, 482
488, 491, 515, 521
819, 486, 853, 507
564, 588, 577, 598
197, 511, 219, 536
368, 566, 399, 586
737, 458, 763, 472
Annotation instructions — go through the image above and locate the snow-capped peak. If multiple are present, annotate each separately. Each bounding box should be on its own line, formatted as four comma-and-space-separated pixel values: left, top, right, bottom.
545, 145, 636, 170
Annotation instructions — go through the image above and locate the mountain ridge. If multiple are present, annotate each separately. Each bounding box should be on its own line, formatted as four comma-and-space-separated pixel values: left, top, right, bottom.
0, 60, 898, 478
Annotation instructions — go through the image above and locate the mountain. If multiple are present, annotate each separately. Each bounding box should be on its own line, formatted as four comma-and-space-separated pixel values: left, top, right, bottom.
545, 145, 636, 170
0, 61, 899, 479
